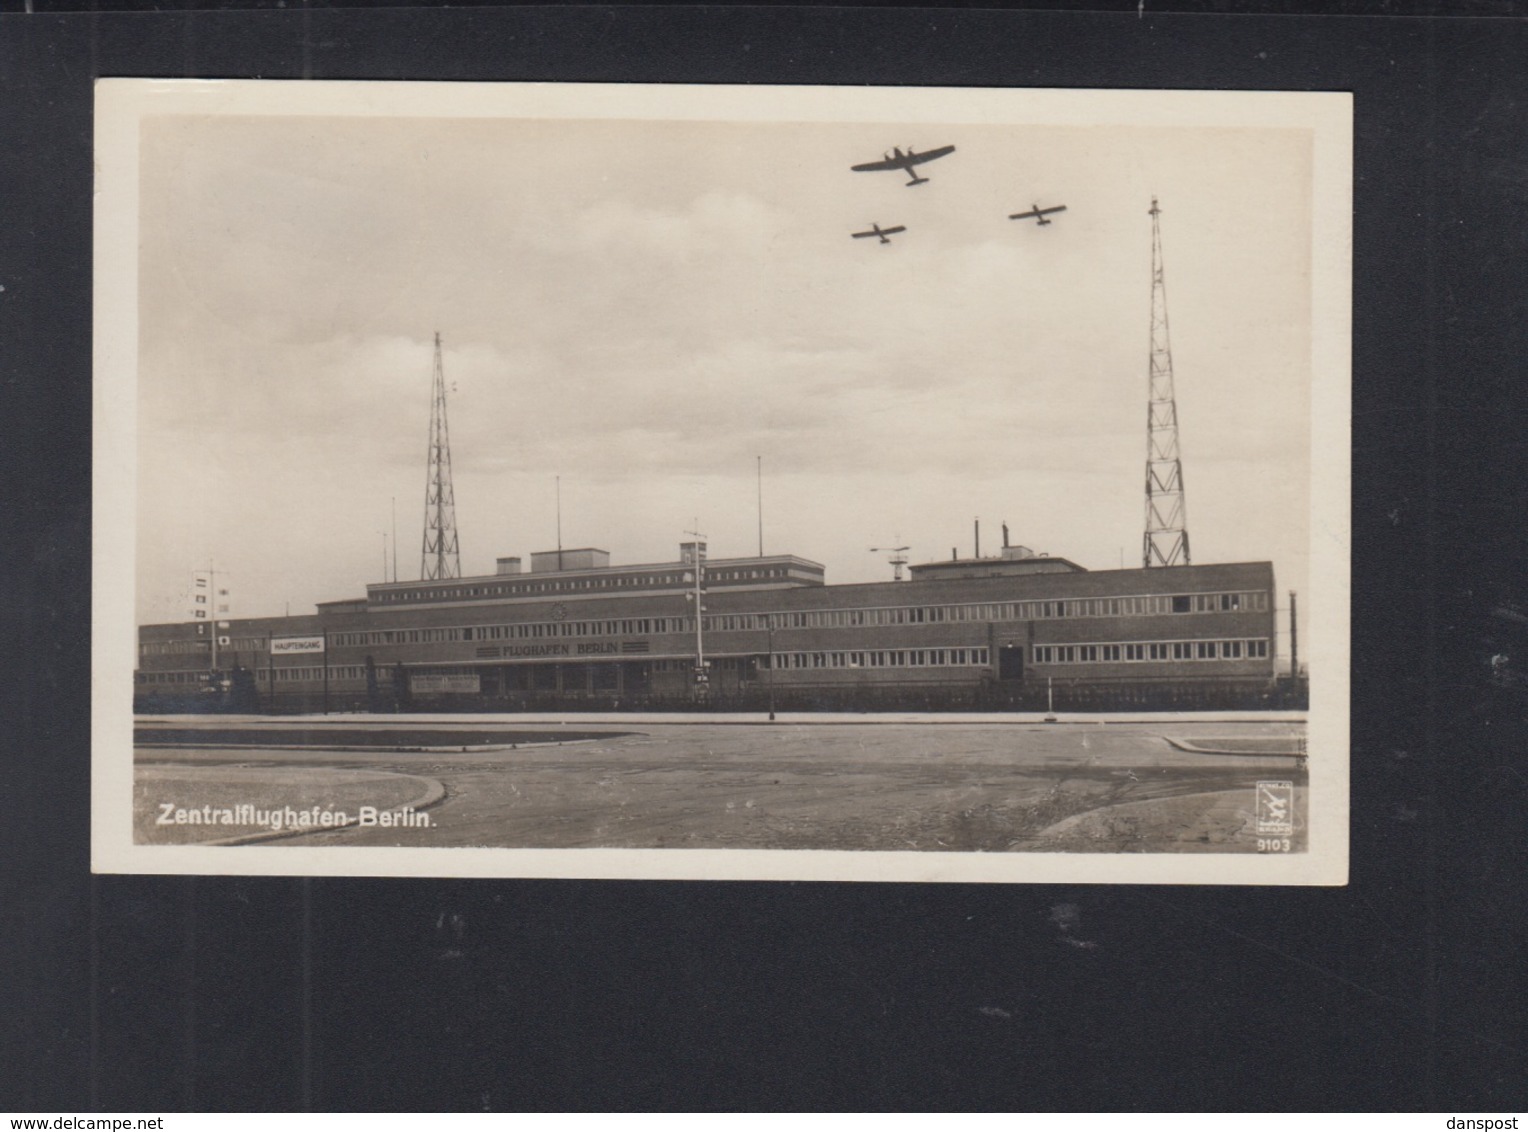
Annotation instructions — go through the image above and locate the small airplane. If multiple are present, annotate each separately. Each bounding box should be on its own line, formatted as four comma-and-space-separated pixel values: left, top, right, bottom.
1009, 203, 1068, 226
851, 223, 907, 245
850, 144, 956, 186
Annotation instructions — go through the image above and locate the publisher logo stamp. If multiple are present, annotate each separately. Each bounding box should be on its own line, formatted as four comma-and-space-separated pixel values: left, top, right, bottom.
1256, 780, 1295, 835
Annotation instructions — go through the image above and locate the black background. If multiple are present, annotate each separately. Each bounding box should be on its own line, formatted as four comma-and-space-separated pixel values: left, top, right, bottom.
3, 2, 1526, 1112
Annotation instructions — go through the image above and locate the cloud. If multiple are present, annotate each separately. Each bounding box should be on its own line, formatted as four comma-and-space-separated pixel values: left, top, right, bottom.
133, 112, 1318, 620
564, 191, 790, 262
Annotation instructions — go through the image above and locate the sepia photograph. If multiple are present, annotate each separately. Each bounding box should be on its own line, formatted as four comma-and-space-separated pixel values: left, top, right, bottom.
92, 80, 1350, 882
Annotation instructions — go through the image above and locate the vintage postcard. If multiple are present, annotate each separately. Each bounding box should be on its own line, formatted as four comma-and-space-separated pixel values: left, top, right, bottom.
93, 80, 1350, 882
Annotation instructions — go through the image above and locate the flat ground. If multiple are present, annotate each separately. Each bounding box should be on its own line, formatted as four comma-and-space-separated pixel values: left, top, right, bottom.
131, 714, 1308, 854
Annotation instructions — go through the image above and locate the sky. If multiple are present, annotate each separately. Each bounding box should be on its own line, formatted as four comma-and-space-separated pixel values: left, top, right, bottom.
134, 98, 1316, 646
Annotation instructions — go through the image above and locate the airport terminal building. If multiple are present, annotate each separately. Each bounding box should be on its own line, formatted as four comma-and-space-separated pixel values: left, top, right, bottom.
135, 540, 1283, 713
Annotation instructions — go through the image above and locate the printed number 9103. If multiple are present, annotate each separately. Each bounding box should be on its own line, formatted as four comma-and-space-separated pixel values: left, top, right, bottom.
1257, 838, 1292, 853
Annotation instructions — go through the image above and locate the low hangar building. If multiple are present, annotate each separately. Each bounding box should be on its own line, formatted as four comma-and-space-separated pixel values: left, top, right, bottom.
135, 541, 1277, 711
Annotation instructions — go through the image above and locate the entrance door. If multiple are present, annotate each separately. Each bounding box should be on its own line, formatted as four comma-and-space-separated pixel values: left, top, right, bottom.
998, 644, 1025, 681
622, 662, 651, 693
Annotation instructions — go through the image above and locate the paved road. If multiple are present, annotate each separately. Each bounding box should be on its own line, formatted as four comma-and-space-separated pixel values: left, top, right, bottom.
133, 718, 1307, 853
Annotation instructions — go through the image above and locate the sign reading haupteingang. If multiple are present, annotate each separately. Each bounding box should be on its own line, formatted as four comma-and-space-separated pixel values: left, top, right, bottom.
270, 635, 326, 655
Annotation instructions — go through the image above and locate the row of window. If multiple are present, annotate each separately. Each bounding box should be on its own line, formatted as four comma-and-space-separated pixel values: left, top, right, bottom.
255, 665, 371, 683
738, 590, 1266, 630
135, 670, 212, 684
147, 589, 1269, 657
368, 578, 1261, 615
371, 566, 796, 603
649, 658, 749, 673
139, 665, 481, 686
140, 640, 211, 656
1032, 640, 1270, 665
136, 637, 1272, 689
316, 590, 1268, 651
707, 569, 783, 582
140, 636, 307, 656
764, 647, 992, 670
331, 626, 467, 646
329, 617, 691, 648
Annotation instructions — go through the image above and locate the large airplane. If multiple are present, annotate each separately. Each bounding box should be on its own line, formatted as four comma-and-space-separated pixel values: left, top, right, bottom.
850, 144, 956, 186
850, 223, 906, 245
1009, 203, 1068, 226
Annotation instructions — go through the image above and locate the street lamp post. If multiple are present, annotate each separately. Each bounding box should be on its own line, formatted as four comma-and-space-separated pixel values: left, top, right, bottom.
684, 530, 708, 704
694, 567, 705, 678
766, 613, 776, 721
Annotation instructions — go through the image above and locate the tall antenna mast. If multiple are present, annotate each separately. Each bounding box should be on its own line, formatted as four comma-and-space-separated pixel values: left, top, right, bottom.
420, 331, 461, 580
869, 538, 911, 581
756, 456, 764, 558
1143, 197, 1191, 568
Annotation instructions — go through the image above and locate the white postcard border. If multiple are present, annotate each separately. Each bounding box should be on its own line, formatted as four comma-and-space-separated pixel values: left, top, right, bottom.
92, 79, 1351, 884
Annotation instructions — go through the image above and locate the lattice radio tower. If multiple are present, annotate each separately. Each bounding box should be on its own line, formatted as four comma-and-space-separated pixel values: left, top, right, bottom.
420, 331, 461, 580
1143, 197, 1191, 568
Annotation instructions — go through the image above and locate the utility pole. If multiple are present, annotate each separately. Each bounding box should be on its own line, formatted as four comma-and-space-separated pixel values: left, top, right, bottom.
420, 331, 461, 580
207, 562, 219, 672
1143, 197, 1191, 568
1289, 590, 1299, 685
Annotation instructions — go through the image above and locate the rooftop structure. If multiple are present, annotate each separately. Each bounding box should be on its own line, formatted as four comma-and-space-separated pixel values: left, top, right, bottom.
908, 545, 1085, 582
362, 542, 824, 612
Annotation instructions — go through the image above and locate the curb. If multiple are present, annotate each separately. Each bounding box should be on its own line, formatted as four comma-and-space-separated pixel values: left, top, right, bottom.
136, 737, 616, 754
139, 711, 1311, 728
1163, 737, 1307, 759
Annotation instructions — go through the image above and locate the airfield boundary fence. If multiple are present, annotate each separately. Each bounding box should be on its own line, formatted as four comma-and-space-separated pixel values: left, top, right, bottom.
135, 678, 1309, 716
